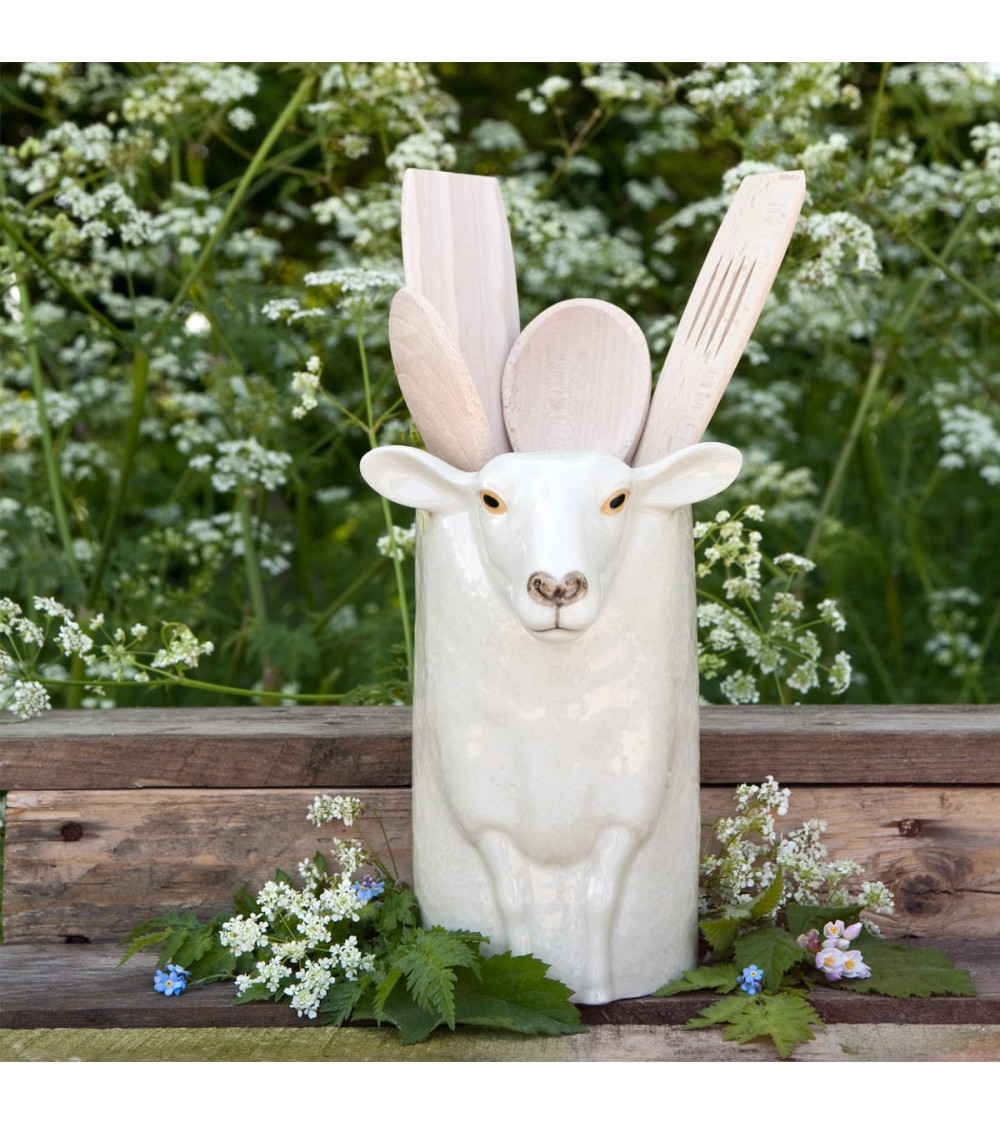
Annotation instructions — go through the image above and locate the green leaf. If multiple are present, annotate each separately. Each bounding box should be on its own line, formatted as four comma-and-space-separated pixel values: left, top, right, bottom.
837, 938, 975, 999
687, 991, 822, 1059
450, 952, 582, 1037
700, 911, 748, 953
354, 982, 444, 1044
377, 884, 419, 936
387, 927, 483, 1029
320, 978, 366, 1026
784, 902, 862, 938
233, 982, 273, 1005
372, 965, 404, 1019
654, 964, 740, 996
186, 944, 237, 984
749, 870, 784, 920
734, 926, 810, 991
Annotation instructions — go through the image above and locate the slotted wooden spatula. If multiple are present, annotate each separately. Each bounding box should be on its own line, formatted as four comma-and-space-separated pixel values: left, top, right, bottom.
401, 169, 521, 457
632, 171, 805, 465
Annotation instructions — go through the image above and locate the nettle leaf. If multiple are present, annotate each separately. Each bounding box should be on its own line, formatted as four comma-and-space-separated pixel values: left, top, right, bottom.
687, 991, 823, 1059
784, 902, 863, 938
233, 982, 273, 1005
388, 927, 483, 1029
838, 938, 975, 999
320, 978, 367, 1026
354, 980, 444, 1044
450, 952, 582, 1037
187, 944, 238, 984
378, 884, 420, 936
749, 871, 784, 920
119, 911, 219, 970
655, 964, 740, 996
734, 926, 810, 991
700, 910, 749, 953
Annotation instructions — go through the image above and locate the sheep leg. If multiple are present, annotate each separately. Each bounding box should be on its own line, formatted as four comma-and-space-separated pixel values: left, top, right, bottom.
476, 829, 535, 954
576, 825, 641, 1005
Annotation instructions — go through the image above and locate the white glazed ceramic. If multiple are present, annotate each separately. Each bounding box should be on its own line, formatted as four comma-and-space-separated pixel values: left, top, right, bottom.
360, 442, 741, 1003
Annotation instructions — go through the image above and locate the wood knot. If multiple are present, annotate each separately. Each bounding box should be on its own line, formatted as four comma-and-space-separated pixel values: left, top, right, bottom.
897, 818, 922, 837
60, 822, 84, 842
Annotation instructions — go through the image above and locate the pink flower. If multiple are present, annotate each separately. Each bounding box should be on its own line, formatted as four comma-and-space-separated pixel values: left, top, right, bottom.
796, 929, 823, 953
839, 949, 872, 979
815, 946, 848, 981
822, 919, 863, 950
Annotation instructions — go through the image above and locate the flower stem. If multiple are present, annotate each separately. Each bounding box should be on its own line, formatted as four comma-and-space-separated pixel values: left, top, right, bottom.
356, 315, 413, 687
152, 69, 316, 343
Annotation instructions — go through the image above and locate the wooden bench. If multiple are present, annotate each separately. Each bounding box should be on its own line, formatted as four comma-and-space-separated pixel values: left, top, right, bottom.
2, 705, 998, 1061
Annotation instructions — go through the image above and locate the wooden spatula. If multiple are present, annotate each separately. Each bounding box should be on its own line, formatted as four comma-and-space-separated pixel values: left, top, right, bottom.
501, 298, 651, 460
401, 169, 520, 457
632, 171, 805, 465
388, 288, 497, 472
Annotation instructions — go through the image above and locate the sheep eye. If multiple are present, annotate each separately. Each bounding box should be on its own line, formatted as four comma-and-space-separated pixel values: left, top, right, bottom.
480, 490, 507, 514
601, 489, 631, 515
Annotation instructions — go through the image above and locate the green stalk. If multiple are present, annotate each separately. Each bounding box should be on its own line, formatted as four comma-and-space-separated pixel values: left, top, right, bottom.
237, 491, 270, 629
153, 69, 316, 342
0, 194, 84, 592
87, 348, 149, 600
356, 315, 413, 686
805, 207, 977, 560
0, 213, 129, 346
860, 63, 890, 202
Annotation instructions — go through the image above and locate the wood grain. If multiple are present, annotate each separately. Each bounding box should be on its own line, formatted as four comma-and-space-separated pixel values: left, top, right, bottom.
634, 171, 805, 464
501, 298, 650, 460
3, 705, 996, 789
1, 940, 996, 1037
388, 288, 496, 471
4, 785, 997, 944
401, 169, 519, 458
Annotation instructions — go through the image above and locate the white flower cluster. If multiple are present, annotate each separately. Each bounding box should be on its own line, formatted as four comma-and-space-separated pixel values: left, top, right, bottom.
924, 587, 983, 679
694, 509, 852, 703
220, 797, 379, 1019
291, 356, 323, 419
150, 623, 214, 670
306, 794, 365, 828
191, 438, 292, 493
376, 523, 416, 562
701, 777, 895, 919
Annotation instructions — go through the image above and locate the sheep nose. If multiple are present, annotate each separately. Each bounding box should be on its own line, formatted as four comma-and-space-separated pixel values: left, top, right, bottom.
527, 571, 589, 607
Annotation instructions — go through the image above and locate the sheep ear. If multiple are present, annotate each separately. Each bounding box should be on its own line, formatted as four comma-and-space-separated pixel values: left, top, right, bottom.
633, 443, 742, 510
360, 446, 472, 512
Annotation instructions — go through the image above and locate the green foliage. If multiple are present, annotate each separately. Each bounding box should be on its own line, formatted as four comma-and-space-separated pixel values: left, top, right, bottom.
120, 911, 234, 981
3, 63, 998, 716
733, 926, 810, 989
687, 992, 822, 1059
358, 951, 582, 1044
840, 938, 975, 999
654, 964, 739, 997
119, 795, 582, 1043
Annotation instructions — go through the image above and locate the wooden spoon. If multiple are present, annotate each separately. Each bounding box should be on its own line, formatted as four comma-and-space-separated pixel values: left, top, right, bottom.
632, 171, 806, 465
501, 298, 651, 460
388, 287, 496, 472
401, 169, 520, 456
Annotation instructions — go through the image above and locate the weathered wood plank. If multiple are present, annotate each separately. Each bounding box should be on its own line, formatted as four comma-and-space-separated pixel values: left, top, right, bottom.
2, 705, 998, 789
4, 786, 997, 943
6, 1023, 1000, 1062
1, 941, 996, 1038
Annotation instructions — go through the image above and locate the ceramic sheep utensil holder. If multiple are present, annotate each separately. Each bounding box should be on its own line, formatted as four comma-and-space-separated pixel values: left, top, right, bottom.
361, 168, 805, 1003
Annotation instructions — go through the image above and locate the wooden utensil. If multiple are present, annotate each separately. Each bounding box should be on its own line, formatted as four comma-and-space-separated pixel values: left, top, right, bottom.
632, 171, 806, 465
501, 298, 651, 460
401, 169, 520, 456
388, 287, 497, 472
